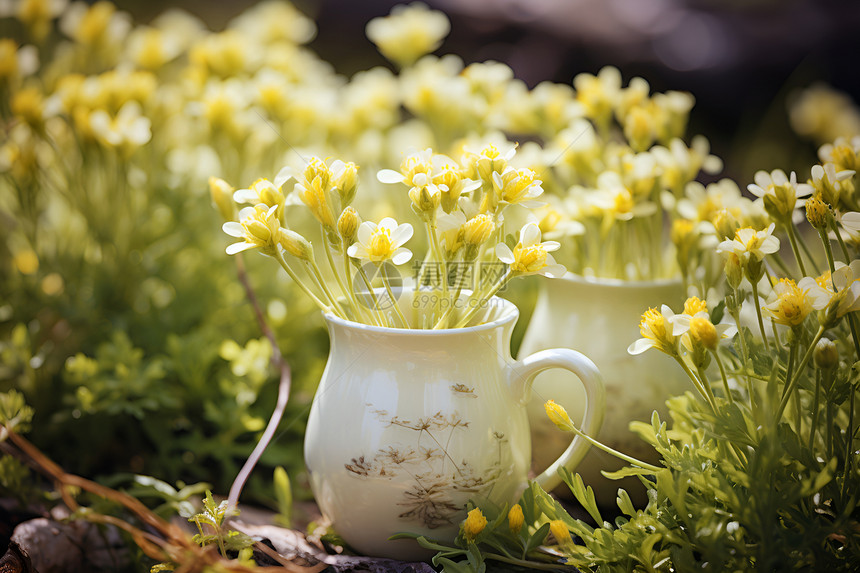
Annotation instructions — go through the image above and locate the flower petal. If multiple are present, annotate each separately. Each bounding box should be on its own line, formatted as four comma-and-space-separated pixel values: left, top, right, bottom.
495, 243, 515, 264
226, 241, 256, 255
222, 222, 244, 237
377, 169, 404, 184
391, 223, 414, 246
391, 247, 413, 265
520, 223, 541, 247
628, 338, 656, 355
274, 166, 293, 189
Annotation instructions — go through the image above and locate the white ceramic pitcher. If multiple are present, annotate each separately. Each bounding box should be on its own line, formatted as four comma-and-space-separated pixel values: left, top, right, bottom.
304, 290, 605, 560
518, 273, 687, 506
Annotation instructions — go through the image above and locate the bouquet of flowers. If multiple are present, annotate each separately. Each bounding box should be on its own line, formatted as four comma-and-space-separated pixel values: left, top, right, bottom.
216, 142, 565, 330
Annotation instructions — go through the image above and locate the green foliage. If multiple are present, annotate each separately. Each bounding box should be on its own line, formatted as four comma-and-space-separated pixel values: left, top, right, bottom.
273, 466, 293, 528
0, 388, 34, 436
188, 490, 255, 558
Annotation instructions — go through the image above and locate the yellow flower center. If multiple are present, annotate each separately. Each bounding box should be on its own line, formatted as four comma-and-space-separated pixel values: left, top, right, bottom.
640, 307, 667, 342
367, 227, 393, 259
683, 296, 708, 316
463, 214, 494, 246
512, 244, 547, 273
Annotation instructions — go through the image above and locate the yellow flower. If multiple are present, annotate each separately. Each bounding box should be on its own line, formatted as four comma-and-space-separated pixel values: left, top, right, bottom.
747, 169, 813, 222
347, 217, 413, 265
279, 229, 313, 261
495, 223, 566, 278
672, 309, 736, 353
810, 162, 855, 208
544, 400, 575, 432
508, 504, 524, 534
818, 136, 860, 172
762, 277, 830, 328
223, 205, 282, 256
716, 223, 780, 263
366, 3, 450, 68
491, 167, 544, 207
232, 178, 285, 216
573, 66, 621, 127
628, 305, 678, 356
549, 520, 572, 546
462, 508, 487, 541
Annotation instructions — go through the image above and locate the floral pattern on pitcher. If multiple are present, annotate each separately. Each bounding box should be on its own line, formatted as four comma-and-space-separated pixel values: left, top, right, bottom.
344, 406, 509, 528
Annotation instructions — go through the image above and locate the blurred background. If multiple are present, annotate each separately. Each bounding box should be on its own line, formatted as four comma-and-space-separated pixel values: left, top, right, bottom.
113, 0, 860, 182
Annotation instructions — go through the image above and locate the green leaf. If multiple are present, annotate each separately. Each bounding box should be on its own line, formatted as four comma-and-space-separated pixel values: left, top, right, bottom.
523, 522, 550, 555
560, 469, 602, 524
602, 466, 655, 480
616, 488, 636, 518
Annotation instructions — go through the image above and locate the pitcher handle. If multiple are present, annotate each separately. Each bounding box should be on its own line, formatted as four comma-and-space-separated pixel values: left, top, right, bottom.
508, 348, 606, 492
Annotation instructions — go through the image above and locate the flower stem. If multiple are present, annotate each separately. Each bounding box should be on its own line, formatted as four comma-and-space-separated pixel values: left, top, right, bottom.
307, 259, 347, 318
831, 217, 852, 262
749, 279, 770, 348
809, 369, 822, 452
712, 350, 733, 404
382, 271, 409, 328
776, 326, 825, 421
355, 264, 390, 326
342, 243, 377, 326
785, 222, 807, 275
795, 225, 822, 275
674, 355, 718, 414
274, 250, 331, 313
452, 269, 512, 328
564, 420, 663, 473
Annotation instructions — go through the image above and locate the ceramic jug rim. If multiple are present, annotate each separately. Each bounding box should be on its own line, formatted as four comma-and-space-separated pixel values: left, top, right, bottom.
560, 271, 683, 289
323, 288, 519, 336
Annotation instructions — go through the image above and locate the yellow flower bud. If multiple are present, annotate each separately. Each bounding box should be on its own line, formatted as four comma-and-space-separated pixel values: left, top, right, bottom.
724, 252, 743, 290
508, 504, 524, 534
335, 162, 359, 206
338, 207, 360, 242
713, 209, 740, 242
462, 214, 494, 246
209, 177, 235, 222
549, 520, 572, 546
279, 229, 313, 261
544, 400, 575, 432
814, 337, 838, 370
805, 194, 832, 230
462, 508, 487, 541
689, 316, 718, 351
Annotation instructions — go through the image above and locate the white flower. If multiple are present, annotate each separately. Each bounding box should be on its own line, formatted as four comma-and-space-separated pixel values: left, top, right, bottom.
747, 169, 813, 222
222, 205, 281, 255
495, 223, 565, 278
89, 101, 151, 149
347, 217, 413, 265
628, 304, 678, 356
671, 311, 737, 351
716, 223, 780, 262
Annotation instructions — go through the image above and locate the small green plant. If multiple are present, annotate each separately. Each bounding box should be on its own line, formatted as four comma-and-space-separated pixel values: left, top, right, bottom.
187, 490, 255, 558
